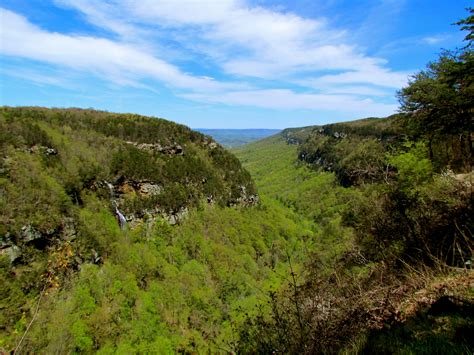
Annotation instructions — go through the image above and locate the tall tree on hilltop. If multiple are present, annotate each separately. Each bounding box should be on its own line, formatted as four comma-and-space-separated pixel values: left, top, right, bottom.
456, 7, 473, 47
397, 8, 473, 170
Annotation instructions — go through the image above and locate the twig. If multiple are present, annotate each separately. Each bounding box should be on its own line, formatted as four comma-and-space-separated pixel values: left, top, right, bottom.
13, 275, 51, 354
286, 251, 305, 346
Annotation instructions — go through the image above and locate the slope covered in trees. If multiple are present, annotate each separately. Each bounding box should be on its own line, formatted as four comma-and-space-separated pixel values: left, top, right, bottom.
230, 15, 474, 348
1, 9, 473, 354
0, 107, 271, 352
0, 107, 347, 353
1, 105, 472, 353
234, 120, 472, 354
0, 106, 260, 243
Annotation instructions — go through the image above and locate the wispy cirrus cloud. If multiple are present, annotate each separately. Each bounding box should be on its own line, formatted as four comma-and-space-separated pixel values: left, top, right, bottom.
1, 1, 412, 118
0, 8, 239, 92
53, 0, 145, 40
0, 65, 76, 89
182, 89, 398, 117
422, 34, 451, 45
63, 0, 391, 78
302, 68, 410, 89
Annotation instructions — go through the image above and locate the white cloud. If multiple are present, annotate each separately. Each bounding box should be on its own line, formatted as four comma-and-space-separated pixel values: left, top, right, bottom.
182, 89, 398, 117
0, 8, 237, 92
303, 68, 410, 89
54, 0, 140, 39
422, 34, 450, 45
127, 1, 379, 77
126, 0, 239, 26
324, 86, 392, 97
0, 1, 412, 117
0, 65, 78, 89
56, 0, 403, 79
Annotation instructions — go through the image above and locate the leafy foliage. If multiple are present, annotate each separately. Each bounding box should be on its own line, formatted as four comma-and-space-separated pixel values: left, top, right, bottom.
233, 12, 474, 349
14, 197, 326, 353
0, 106, 257, 351
397, 15, 473, 171
1, 11, 473, 352
296, 118, 401, 186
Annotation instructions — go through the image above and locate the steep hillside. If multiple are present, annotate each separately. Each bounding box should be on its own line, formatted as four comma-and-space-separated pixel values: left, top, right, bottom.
1, 107, 471, 353
0, 107, 323, 353
234, 120, 473, 353
294, 115, 405, 186
284, 113, 471, 182
0, 106, 257, 234
233, 135, 355, 240
0, 106, 270, 352
280, 115, 400, 147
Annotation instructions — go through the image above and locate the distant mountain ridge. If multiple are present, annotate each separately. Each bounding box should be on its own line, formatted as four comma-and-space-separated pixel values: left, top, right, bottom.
195, 128, 280, 147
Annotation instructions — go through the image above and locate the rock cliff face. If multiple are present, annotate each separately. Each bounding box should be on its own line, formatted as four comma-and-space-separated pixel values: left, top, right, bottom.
125, 141, 184, 155
279, 116, 405, 186
0, 107, 258, 263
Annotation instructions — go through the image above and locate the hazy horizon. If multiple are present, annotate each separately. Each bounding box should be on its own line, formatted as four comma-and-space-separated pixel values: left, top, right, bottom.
193, 128, 282, 131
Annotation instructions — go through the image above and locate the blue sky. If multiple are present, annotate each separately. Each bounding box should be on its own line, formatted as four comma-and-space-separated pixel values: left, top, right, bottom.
0, 1, 470, 128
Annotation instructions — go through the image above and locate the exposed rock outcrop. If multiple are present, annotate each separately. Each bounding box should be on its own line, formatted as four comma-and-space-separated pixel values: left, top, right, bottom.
125, 141, 184, 155
20, 225, 43, 243
0, 245, 21, 263
231, 185, 259, 206
164, 207, 189, 226
139, 182, 163, 196
24, 145, 58, 155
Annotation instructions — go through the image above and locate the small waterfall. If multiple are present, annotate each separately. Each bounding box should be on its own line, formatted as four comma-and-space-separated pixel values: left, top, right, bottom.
105, 181, 115, 202
115, 207, 127, 230
105, 181, 126, 230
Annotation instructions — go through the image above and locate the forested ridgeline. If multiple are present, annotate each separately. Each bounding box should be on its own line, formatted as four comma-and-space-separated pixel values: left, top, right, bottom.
0, 106, 258, 229
0, 106, 269, 352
